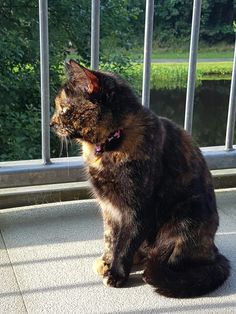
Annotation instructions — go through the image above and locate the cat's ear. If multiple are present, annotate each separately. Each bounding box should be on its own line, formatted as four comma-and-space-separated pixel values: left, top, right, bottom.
65, 60, 99, 94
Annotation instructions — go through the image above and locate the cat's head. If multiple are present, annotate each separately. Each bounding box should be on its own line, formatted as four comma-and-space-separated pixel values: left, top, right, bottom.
51, 60, 141, 144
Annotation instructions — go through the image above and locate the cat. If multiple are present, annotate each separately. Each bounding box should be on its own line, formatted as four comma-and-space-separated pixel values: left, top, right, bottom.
51, 59, 230, 298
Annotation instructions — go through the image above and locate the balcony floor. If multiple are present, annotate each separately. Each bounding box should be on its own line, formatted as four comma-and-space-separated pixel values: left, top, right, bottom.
0, 189, 236, 314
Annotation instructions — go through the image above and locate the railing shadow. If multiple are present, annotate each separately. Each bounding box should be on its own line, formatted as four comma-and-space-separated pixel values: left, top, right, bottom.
110, 301, 236, 314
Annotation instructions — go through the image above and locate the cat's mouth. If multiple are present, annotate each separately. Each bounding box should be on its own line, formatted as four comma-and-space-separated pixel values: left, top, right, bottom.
50, 121, 74, 139
54, 129, 70, 137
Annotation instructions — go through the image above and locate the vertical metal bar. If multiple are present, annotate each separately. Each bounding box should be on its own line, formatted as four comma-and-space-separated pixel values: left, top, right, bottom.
225, 38, 236, 150
91, 0, 100, 70
184, 0, 202, 134
142, 0, 154, 108
39, 0, 50, 164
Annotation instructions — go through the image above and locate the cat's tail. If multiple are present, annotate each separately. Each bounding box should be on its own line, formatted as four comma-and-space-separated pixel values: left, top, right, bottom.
143, 251, 230, 298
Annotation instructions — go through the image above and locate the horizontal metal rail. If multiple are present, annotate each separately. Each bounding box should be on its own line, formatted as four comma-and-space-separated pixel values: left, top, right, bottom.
0, 157, 85, 188
202, 146, 236, 169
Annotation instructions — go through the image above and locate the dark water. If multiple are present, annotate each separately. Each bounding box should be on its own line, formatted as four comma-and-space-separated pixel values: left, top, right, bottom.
150, 80, 233, 147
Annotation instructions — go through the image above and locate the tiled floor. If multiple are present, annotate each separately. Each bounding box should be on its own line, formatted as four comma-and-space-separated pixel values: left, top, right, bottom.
0, 190, 236, 314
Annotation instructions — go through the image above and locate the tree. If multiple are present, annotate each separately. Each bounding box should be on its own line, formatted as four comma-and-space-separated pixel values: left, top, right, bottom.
0, 0, 141, 161
201, 0, 235, 43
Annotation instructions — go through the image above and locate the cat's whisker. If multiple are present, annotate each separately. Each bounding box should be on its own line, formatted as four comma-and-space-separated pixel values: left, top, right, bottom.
68, 137, 73, 146
64, 136, 70, 176
65, 136, 69, 158
59, 138, 64, 157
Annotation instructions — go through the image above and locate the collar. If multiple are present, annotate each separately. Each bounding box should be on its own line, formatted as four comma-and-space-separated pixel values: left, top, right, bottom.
95, 129, 123, 155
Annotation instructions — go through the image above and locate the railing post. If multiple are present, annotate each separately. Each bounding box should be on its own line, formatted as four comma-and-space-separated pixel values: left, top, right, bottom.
142, 0, 154, 108
91, 0, 100, 70
184, 0, 202, 134
225, 38, 236, 151
39, 0, 50, 164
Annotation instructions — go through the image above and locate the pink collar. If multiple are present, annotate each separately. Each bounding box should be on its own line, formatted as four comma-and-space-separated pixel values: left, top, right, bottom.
95, 129, 123, 155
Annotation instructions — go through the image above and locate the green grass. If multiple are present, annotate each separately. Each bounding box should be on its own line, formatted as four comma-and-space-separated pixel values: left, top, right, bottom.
130, 49, 234, 60
153, 50, 233, 60
118, 61, 233, 91
196, 62, 233, 80
115, 43, 234, 60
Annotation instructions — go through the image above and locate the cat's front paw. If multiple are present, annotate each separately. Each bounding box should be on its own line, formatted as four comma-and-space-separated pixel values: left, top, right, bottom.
93, 258, 109, 276
103, 269, 127, 288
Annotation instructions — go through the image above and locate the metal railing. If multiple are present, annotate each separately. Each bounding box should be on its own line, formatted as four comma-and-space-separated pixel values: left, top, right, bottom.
39, 0, 50, 165
184, 0, 202, 134
0, 0, 236, 190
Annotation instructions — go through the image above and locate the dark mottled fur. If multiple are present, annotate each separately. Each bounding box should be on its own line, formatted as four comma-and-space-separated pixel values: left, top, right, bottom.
51, 60, 230, 298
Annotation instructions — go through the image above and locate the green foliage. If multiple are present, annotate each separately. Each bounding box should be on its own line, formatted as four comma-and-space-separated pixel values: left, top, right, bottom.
152, 0, 235, 47
201, 0, 235, 43
100, 0, 142, 52
154, 0, 192, 47
0, 0, 235, 161
233, 21, 236, 33
0, 0, 142, 161
0, 104, 41, 161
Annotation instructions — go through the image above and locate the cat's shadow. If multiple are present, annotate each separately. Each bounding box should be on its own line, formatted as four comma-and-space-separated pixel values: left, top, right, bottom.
125, 273, 236, 297
124, 265, 146, 288
125, 273, 146, 288
125, 264, 236, 297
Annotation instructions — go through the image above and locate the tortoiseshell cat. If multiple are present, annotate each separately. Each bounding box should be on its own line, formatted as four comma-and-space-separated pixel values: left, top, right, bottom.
51, 60, 230, 298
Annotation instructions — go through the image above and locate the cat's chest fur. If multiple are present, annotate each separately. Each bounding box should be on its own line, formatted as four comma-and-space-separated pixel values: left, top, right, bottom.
82, 142, 124, 190
82, 141, 131, 213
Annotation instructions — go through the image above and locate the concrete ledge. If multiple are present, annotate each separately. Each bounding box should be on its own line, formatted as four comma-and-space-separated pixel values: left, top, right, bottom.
0, 182, 91, 210
212, 169, 236, 189
0, 170, 236, 209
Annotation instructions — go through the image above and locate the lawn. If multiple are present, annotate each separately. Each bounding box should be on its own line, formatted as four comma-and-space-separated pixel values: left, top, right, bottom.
113, 43, 234, 61
116, 61, 233, 91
